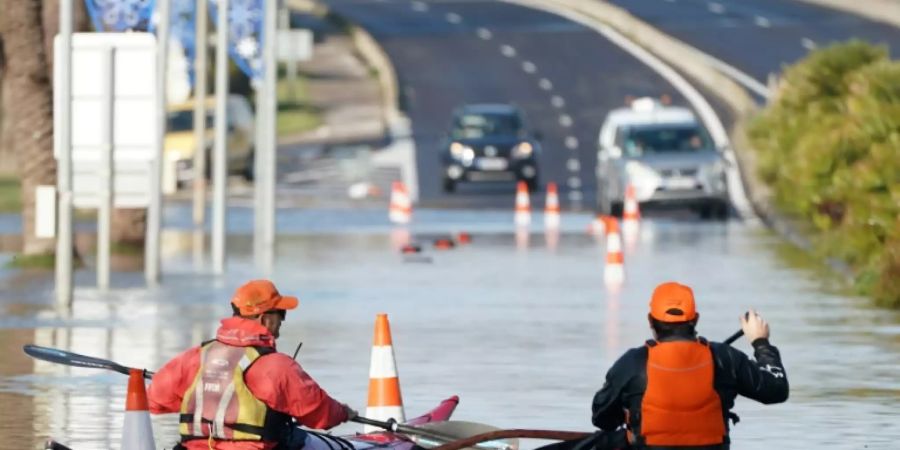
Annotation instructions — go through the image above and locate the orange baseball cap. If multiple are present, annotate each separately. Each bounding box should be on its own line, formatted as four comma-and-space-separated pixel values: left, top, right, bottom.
649, 282, 697, 322
231, 280, 299, 316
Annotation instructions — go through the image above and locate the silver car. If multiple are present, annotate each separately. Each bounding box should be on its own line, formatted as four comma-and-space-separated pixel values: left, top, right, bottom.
595, 99, 730, 218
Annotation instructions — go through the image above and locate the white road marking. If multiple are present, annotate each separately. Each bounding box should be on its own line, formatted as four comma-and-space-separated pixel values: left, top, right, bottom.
411, 1, 428, 12
802, 38, 817, 50
558, 114, 573, 127
568, 190, 583, 202
566, 158, 581, 172
708, 2, 725, 14
664, 0, 676, 2
754, 16, 771, 28
446, 13, 462, 24
551, 95, 566, 108
499, 0, 757, 219
565, 136, 579, 149
500, 44, 517, 57
539, 78, 553, 90
568, 177, 582, 189
522, 61, 537, 73
477, 28, 493, 40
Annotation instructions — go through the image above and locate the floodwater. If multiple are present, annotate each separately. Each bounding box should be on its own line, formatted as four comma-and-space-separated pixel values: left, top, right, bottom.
0, 206, 898, 449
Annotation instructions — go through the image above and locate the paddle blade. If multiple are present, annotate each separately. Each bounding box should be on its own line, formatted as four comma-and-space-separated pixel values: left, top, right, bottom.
23, 345, 135, 376
411, 421, 519, 450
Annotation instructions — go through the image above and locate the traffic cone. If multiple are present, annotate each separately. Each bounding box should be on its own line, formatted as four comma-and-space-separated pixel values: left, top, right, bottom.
587, 214, 607, 236
389, 181, 412, 224
623, 184, 640, 231
122, 369, 155, 450
544, 182, 560, 230
514, 181, 531, 227
604, 218, 625, 286
366, 314, 405, 432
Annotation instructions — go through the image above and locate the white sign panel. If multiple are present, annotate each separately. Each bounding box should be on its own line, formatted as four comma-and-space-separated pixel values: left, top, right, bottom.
54, 32, 158, 208
277, 29, 313, 63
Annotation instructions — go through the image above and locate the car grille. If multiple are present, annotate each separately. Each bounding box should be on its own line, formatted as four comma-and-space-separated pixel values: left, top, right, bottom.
659, 168, 698, 177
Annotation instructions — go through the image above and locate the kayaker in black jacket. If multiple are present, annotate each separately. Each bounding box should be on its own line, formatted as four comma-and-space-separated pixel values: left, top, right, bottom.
591, 282, 789, 450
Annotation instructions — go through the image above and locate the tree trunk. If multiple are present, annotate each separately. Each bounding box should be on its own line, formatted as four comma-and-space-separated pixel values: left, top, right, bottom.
0, 0, 57, 255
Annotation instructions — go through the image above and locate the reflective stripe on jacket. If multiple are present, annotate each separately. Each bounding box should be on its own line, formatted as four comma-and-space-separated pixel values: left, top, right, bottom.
179, 341, 287, 441
639, 339, 725, 446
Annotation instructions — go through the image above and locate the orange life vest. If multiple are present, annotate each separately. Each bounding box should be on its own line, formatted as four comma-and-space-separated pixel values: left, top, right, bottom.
639, 338, 726, 447
179, 341, 289, 442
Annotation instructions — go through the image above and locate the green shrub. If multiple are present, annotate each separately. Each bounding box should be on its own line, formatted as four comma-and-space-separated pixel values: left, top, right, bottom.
749, 41, 900, 308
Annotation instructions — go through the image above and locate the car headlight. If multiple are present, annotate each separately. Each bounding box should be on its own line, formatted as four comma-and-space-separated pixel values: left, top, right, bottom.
449, 142, 469, 158
512, 141, 533, 158
625, 160, 659, 184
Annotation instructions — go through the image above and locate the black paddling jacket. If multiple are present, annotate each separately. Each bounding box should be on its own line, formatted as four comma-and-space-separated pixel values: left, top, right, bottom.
591, 337, 789, 449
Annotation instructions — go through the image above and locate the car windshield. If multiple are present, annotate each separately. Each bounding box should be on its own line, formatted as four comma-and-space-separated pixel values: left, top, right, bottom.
451, 112, 521, 139
167, 110, 214, 132
620, 125, 712, 156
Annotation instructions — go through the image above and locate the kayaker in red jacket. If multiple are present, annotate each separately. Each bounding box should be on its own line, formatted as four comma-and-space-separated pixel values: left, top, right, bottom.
590, 282, 789, 450
148, 279, 357, 450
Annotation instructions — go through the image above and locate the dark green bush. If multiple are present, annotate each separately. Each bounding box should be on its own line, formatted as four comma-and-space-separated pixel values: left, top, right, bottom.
748, 41, 900, 308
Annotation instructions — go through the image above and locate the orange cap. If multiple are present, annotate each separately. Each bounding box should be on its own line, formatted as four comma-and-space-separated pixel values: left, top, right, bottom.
231, 280, 299, 316
649, 282, 697, 322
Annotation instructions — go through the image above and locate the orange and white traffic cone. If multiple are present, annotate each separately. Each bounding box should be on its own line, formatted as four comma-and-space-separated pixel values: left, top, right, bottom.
366, 314, 405, 432
587, 214, 607, 236
389, 181, 412, 224
122, 369, 155, 450
622, 184, 641, 237
514, 181, 531, 227
544, 182, 561, 230
604, 217, 625, 287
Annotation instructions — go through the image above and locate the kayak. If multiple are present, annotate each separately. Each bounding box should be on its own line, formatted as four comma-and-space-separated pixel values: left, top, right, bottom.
44, 395, 460, 450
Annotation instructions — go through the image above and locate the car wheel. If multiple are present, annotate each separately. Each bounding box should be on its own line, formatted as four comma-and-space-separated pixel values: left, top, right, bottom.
699, 202, 729, 220
443, 178, 456, 193
610, 202, 624, 218
243, 148, 255, 182
526, 178, 539, 192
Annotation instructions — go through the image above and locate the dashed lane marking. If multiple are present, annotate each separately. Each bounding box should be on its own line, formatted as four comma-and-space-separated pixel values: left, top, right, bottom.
411, 1, 428, 12
566, 158, 581, 172
558, 114, 573, 127
754, 16, 771, 28
802, 38, 817, 50
551, 95, 566, 108
446, 12, 462, 24
567, 177, 582, 189
568, 190, 583, 202
477, 27, 493, 40
500, 44, 517, 57
522, 61, 537, 73
539, 78, 553, 90
565, 136, 579, 149
708, 2, 725, 14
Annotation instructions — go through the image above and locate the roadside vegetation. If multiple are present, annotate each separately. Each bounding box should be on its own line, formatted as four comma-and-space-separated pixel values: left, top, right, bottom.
276, 67, 322, 137
748, 41, 900, 308
0, 175, 20, 213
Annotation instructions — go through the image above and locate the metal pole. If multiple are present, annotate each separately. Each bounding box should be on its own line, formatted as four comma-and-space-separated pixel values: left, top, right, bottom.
97, 48, 115, 290
263, 0, 277, 271
192, 0, 209, 235
147, 0, 170, 283
55, 0, 74, 307
212, 0, 230, 274
253, 17, 266, 265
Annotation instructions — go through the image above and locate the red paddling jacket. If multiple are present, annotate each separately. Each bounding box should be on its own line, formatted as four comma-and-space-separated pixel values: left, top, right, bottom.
592, 336, 788, 449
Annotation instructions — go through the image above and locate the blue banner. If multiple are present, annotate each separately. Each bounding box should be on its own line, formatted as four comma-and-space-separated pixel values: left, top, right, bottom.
169, 0, 197, 86
85, 0, 157, 32
209, 0, 265, 84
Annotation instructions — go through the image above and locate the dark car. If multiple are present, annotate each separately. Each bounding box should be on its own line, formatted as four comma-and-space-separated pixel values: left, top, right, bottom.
441, 104, 541, 192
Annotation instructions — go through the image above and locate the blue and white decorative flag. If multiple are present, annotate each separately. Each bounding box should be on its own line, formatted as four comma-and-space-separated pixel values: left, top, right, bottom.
85, 0, 157, 31
169, 0, 198, 85
209, 0, 266, 85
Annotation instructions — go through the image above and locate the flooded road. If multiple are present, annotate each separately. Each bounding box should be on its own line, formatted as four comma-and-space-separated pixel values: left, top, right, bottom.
1, 208, 898, 449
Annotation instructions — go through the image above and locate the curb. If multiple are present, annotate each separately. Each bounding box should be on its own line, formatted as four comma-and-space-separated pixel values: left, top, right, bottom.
794, 0, 900, 29
348, 25, 402, 128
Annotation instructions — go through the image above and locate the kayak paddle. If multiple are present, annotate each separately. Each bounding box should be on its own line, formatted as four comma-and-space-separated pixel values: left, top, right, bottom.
23, 344, 154, 379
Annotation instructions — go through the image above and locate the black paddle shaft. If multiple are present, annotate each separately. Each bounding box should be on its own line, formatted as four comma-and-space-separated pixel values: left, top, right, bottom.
23, 345, 154, 379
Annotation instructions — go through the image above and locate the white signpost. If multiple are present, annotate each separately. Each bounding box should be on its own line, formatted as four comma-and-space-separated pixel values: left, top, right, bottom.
53, 32, 160, 289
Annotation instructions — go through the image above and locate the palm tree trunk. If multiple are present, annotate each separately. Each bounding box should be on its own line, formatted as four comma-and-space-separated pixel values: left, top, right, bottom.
0, 0, 57, 255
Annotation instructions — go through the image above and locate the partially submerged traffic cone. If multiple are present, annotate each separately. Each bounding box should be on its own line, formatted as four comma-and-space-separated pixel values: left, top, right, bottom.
389, 181, 412, 224
587, 214, 607, 236
604, 218, 625, 287
122, 369, 155, 450
514, 181, 531, 227
366, 314, 405, 432
544, 182, 561, 230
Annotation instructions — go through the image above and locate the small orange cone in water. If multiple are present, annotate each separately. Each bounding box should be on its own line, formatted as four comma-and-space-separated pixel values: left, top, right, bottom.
588, 214, 607, 236
514, 181, 531, 227
623, 184, 641, 224
457, 232, 472, 244
544, 182, 561, 229
389, 181, 412, 224
604, 217, 625, 286
366, 314, 405, 432
122, 369, 155, 450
